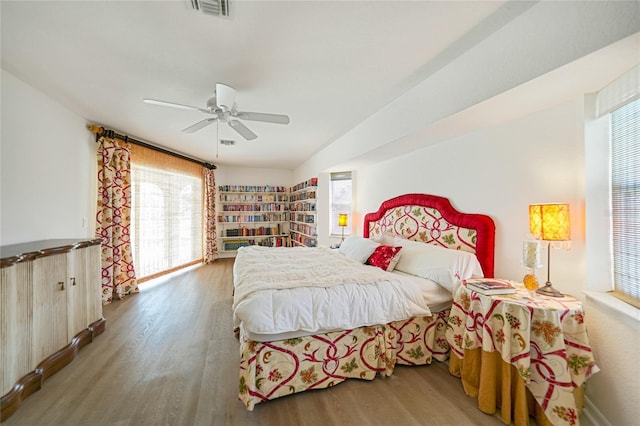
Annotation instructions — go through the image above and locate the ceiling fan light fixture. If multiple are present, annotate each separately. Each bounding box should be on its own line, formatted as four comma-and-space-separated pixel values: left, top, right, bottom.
206, 97, 219, 112
220, 139, 235, 146
216, 83, 237, 111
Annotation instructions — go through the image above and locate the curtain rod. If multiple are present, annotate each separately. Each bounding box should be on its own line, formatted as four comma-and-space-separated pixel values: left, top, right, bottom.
87, 124, 216, 170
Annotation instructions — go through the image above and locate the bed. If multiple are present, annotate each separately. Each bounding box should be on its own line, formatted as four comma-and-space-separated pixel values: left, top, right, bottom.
234, 193, 495, 410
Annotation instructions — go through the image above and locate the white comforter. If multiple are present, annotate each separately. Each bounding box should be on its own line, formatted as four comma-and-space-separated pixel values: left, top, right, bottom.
233, 246, 440, 342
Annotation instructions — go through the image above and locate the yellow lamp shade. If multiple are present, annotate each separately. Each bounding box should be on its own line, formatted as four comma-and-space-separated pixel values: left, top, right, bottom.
338, 213, 349, 227
529, 203, 570, 241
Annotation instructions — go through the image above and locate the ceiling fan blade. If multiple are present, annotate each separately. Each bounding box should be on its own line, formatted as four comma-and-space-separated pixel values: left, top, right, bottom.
143, 98, 210, 114
228, 119, 257, 140
182, 118, 217, 133
236, 111, 290, 125
215, 83, 237, 110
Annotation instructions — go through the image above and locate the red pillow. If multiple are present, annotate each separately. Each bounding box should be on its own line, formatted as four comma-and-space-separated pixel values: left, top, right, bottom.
366, 245, 402, 271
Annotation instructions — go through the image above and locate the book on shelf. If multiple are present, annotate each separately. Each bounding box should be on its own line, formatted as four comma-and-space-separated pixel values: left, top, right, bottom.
464, 278, 516, 295
223, 239, 251, 251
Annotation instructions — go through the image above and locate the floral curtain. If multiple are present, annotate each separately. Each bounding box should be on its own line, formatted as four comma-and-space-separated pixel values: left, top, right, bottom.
96, 136, 139, 303
204, 166, 218, 263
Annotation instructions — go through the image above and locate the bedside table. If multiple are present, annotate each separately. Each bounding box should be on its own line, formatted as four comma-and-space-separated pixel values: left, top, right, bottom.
445, 282, 599, 426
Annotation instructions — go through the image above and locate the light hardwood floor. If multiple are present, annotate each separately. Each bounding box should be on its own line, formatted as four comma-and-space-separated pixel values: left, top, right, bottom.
4, 259, 504, 426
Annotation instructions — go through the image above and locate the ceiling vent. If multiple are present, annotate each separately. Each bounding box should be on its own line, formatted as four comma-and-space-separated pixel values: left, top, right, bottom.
190, 0, 231, 18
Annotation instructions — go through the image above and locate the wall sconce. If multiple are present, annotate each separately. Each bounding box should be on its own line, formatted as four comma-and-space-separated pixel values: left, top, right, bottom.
529, 203, 571, 297
338, 213, 349, 242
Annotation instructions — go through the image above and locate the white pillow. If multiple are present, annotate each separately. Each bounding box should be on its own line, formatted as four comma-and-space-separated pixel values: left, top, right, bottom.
339, 235, 380, 263
393, 236, 484, 292
371, 231, 395, 246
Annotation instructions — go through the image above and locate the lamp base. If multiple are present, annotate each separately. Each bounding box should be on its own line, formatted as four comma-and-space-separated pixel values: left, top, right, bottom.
536, 281, 563, 297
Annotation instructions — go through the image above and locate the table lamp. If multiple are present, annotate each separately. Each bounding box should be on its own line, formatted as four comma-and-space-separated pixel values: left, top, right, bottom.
529, 203, 570, 297
338, 213, 349, 242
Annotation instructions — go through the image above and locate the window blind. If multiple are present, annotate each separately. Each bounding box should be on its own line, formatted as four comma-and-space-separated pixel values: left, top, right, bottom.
130, 144, 203, 280
611, 98, 640, 307
330, 171, 352, 181
597, 64, 639, 117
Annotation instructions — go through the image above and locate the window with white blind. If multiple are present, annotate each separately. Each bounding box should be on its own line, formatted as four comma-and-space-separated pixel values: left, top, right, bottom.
330, 171, 352, 236
130, 145, 203, 281
610, 98, 639, 307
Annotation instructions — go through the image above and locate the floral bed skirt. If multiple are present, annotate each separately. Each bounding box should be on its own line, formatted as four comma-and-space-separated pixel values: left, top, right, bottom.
239, 310, 450, 410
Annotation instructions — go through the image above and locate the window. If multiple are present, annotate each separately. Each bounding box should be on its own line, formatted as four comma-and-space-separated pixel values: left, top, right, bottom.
610, 98, 639, 307
330, 171, 352, 236
130, 145, 203, 280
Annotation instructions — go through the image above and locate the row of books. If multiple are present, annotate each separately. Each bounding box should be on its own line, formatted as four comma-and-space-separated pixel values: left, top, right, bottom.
290, 191, 317, 202
226, 225, 282, 237
218, 213, 287, 222
290, 233, 317, 247
291, 177, 318, 193
290, 202, 316, 212
257, 236, 287, 247
220, 194, 288, 203
219, 185, 287, 193
291, 213, 315, 224
290, 222, 317, 237
223, 237, 288, 250
222, 204, 287, 212
223, 239, 252, 251
465, 278, 516, 295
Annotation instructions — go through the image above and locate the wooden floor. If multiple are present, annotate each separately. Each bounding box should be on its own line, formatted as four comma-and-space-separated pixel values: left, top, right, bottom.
4, 259, 504, 426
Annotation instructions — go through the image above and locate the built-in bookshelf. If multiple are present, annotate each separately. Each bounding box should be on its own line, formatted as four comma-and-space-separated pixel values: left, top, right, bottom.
289, 178, 318, 247
217, 185, 289, 256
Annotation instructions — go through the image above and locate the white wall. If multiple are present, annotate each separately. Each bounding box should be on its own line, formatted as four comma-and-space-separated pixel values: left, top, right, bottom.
1, 69, 96, 246
214, 165, 293, 188
308, 96, 638, 424
356, 99, 586, 295
583, 298, 639, 426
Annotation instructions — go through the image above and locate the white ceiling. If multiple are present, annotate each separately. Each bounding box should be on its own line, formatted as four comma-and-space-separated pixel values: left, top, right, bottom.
0, 0, 510, 169
2, 1, 638, 172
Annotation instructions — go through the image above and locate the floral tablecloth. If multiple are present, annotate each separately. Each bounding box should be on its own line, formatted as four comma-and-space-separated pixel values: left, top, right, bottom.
445, 283, 599, 426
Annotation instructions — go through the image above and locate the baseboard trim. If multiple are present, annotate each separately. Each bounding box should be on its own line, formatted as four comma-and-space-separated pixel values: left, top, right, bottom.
582, 395, 611, 426
0, 317, 107, 422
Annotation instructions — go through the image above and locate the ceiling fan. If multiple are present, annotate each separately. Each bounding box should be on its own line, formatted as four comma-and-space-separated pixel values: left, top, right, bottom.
143, 83, 290, 141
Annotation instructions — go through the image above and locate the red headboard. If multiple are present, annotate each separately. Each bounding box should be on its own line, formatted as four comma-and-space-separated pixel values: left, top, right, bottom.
363, 194, 495, 278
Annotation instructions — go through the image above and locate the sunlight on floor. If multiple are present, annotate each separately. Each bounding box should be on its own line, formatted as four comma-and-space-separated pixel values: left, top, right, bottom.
138, 264, 202, 291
